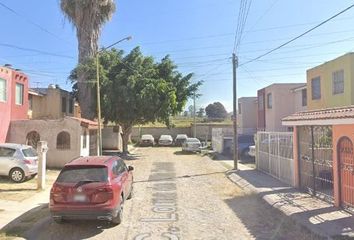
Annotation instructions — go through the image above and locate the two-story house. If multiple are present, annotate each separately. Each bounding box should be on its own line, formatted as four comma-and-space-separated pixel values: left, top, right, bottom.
28, 84, 75, 119
307, 52, 354, 110
238, 97, 257, 135
0, 65, 29, 143
257, 83, 306, 132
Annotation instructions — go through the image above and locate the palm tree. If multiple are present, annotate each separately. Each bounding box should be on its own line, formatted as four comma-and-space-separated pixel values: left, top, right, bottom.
61, 0, 116, 119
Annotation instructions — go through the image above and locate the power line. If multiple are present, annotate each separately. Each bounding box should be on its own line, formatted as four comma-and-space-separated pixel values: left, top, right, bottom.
240, 3, 354, 66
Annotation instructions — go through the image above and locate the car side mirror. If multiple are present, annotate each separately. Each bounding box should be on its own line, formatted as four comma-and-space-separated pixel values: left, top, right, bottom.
128, 166, 134, 171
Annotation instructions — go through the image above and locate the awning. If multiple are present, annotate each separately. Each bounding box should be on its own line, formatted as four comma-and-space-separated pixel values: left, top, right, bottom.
282, 106, 354, 126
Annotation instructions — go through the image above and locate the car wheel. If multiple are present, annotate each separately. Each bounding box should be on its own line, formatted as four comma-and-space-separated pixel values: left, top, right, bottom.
111, 195, 124, 225
10, 168, 25, 183
127, 185, 133, 200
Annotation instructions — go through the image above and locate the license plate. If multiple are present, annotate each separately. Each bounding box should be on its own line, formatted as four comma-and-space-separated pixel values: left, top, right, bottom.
73, 194, 87, 202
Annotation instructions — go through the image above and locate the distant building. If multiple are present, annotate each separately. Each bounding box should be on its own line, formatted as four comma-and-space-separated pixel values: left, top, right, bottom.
238, 97, 257, 135
0, 66, 29, 143
307, 53, 354, 110
291, 84, 307, 113
28, 84, 76, 119
257, 83, 306, 132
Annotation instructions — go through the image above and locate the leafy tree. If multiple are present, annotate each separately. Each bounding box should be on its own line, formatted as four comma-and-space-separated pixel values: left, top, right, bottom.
69, 47, 202, 152
60, 0, 116, 119
205, 102, 228, 120
197, 107, 205, 118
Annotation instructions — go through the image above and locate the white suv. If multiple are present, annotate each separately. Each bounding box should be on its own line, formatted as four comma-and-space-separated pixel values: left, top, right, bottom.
0, 143, 38, 182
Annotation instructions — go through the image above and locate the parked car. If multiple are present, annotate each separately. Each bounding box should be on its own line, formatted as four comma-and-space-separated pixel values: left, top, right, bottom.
158, 135, 173, 146
50, 156, 134, 225
182, 138, 202, 152
0, 143, 38, 183
139, 134, 155, 147
175, 134, 188, 146
248, 145, 256, 158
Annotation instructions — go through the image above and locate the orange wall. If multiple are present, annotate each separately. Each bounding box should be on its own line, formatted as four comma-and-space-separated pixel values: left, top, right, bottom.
332, 124, 354, 207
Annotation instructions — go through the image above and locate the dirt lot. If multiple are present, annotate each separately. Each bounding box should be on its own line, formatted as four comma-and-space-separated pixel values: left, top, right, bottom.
0, 169, 60, 202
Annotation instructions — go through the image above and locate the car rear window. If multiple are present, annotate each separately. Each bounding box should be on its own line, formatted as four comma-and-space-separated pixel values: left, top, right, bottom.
22, 148, 38, 157
56, 166, 108, 183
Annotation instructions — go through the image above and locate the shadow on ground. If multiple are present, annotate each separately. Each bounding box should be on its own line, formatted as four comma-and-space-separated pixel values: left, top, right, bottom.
173, 150, 198, 155
0, 204, 116, 240
103, 150, 142, 161
224, 193, 326, 240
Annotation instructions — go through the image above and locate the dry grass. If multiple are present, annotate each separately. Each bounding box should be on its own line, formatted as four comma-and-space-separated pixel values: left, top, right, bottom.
0, 170, 60, 202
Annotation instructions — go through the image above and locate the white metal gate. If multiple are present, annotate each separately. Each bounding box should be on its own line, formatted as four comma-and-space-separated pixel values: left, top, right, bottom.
256, 132, 294, 186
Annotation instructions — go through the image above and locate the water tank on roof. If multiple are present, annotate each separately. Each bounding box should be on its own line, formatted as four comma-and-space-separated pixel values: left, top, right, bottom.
48, 84, 56, 89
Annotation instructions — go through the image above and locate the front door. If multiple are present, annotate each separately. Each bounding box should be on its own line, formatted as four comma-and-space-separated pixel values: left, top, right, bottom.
338, 137, 354, 209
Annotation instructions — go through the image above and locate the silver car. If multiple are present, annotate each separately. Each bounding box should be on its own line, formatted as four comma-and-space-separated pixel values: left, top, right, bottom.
182, 138, 201, 152
158, 135, 173, 146
0, 143, 38, 182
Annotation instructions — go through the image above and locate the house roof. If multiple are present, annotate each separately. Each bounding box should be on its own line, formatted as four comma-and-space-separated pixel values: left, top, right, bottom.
29, 88, 48, 96
282, 106, 354, 126
69, 117, 99, 129
291, 84, 307, 92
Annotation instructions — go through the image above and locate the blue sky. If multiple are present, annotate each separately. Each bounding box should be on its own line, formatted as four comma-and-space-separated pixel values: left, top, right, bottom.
1, 0, 354, 111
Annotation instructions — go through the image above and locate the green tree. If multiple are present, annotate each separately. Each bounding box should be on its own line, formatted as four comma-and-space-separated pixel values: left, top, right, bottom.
70, 47, 202, 152
60, 0, 116, 119
205, 102, 228, 120
197, 107, 205, 118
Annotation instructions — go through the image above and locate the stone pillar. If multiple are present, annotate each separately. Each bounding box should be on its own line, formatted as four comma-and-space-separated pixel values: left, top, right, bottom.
37, 141, 48, 190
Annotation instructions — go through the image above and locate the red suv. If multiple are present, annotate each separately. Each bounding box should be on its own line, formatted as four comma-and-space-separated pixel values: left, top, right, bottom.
49, 156, 134, 225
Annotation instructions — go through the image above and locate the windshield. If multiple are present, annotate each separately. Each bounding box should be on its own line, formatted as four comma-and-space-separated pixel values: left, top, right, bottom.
141, 135, 153, 140
56, 166, 108, 183
22, 147, 38, 157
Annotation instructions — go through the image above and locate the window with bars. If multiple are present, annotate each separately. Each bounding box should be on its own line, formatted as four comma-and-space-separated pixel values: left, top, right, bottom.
332, 70, 344, 95
57, 131, 70, 150
311, 77, 321, 100
302, 89, 307, 107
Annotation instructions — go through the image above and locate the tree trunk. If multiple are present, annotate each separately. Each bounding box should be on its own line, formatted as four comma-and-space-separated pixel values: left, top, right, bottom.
121, 124, 132, 154
76, 20, 100, 120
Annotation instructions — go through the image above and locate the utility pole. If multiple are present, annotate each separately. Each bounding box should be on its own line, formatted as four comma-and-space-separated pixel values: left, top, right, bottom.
232, 53, 238, 170
193, 92, 196, 138
96, 53, 102, 156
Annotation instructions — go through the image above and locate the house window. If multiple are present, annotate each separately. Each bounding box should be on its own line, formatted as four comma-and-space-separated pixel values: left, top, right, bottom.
238, 102, 241, 114
57, 131, 70, 150
29, 95, 33, 110
258, 95, 264, 110
69, 98, 73, 114
267, 93, 272, 109
302, 89, 307, 107
83, 130, 87, 149
332, 70, 344, 95
15, 83, 24, 105
311, 77, 321, 100
0, 78, 6, 102
61, 97, 67, 113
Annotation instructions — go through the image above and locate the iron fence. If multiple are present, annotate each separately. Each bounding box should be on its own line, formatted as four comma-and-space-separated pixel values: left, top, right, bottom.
298, 126, 334, 203
256, 132, 294, 186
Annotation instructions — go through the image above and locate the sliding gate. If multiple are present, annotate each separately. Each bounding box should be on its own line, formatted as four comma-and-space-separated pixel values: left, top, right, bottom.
298, 126, 334, 203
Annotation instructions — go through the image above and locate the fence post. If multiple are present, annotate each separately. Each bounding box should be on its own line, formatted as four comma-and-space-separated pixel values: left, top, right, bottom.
37, 141, 48, 190
278, 133, 281, 180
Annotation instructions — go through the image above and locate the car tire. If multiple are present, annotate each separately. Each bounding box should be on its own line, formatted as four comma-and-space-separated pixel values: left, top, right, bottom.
111, 195, 124, 225
127, 185, 133, 200
9, 168, 25, 183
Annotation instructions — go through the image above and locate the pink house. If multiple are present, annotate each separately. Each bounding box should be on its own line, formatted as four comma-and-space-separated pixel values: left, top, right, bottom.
0, 66, 29, 143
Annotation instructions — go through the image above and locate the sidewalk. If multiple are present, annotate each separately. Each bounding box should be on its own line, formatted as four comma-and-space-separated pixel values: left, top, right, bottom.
0, 187, 50, 230
220, 160, 354, 239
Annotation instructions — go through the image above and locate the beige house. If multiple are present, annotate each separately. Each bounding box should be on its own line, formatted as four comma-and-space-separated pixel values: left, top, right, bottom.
291, 84, 307, 113
28, 84, 76, 119
7, 117, 98, 168
238, 97, 257, 135
257, 83, 306, 132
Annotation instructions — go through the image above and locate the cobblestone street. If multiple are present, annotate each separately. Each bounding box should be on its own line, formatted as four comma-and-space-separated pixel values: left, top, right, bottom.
13, 147, 322, 240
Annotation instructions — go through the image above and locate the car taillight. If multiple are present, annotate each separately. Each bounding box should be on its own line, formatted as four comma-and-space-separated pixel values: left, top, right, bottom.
92, 187, 114, 203
23, 159, 32, 165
